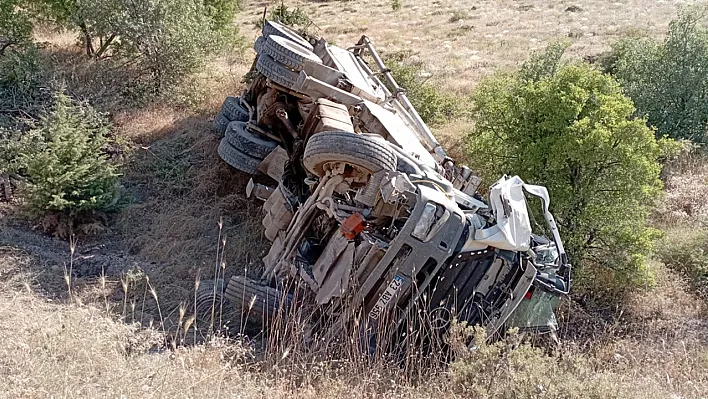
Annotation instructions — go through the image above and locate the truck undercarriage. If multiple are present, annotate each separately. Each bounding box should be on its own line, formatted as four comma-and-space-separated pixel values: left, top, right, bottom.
204, 20, 571, 351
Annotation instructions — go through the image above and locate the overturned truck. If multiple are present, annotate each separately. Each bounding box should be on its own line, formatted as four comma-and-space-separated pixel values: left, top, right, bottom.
206, 21, 571, 349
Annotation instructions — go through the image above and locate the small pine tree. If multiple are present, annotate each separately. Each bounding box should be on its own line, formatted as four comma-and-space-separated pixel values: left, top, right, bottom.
21, 92, 120, 216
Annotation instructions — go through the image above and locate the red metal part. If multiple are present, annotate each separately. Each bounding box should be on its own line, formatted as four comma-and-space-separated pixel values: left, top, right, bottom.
340, 212, 366, 240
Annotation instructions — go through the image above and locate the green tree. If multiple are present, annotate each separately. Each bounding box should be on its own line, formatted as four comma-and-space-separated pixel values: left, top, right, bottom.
467, 48, 664, 285
0, 0, 32, 56
20, 92, 120, 215
385, 58, 464, 126
610, 7, 708, 143
32, 0, 239, 92
0, 0, 49, 130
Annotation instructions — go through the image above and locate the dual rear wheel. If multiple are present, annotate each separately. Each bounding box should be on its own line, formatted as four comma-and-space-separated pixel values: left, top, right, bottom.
216, 22, 397, 178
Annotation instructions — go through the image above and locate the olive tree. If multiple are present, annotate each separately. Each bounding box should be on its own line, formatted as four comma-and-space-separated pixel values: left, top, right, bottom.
466, 48, 665, 286
0, 0, 32, 56
33, 0, 239, 92
610, 7, 708, 144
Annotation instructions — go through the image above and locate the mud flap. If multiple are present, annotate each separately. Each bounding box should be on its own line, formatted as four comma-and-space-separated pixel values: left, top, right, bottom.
313, 232, 355, 305
258, 146, 288, 183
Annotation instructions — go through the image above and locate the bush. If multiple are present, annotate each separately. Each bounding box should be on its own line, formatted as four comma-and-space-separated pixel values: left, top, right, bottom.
18, 92, 120, 216
203, 0, 240, 32
0, 0, 49, 130
466, 45, 664, 287
449, 10, 469, 23
656, 229, 708, 298
449, 326, 624, 398
0, 0, 32, 56
34, 0, 239, 94
609, 7, 708, 144
0, 45, 50, 130
261, 1, 311, 29
385, 58, 465, 126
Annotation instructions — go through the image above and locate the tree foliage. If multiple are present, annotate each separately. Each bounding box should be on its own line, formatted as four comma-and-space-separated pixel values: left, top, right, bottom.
0, 0, 32, 56
610, 7, 708, 143
0, 45, 49, 129
18, 92, 120, 215
519, 41, 569, 82
466, 46, 665, 284
385, 58, 465, 126
32, 0, 239, 92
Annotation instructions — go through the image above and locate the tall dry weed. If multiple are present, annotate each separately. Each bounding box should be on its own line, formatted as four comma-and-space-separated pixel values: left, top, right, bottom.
656, 142, 708, 225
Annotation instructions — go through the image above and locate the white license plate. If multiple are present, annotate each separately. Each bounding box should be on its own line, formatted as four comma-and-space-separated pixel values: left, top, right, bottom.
368, 275, 405, 320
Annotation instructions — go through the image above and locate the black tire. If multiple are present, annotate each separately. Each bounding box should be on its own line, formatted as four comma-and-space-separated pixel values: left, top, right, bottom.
194, 279, 235, 332
224, 275, 292, 321
303, 131, 397, 177
218, 137, 261, 174
262, 35, 322, 71
212, 111, 230, 136
256, 54, 300, 90
225, 121, 279, 159
262, 20, 313, 51
254, 36, 266, 53
221, 96, 249, 122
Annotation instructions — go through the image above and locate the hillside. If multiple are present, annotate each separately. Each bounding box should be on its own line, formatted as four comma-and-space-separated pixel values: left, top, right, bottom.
1, 0, 708, 397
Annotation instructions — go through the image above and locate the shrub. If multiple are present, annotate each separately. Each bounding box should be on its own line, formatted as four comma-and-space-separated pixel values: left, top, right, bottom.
203, 0, 240, 32
0, 1, 48, 130
466, 45, 664, 287
34, 0, 239, 94
449, 325, 622, 398
0, 128, 26, 176
609, 7, 708, 144
19, 92, 120, 216
385, 58, 465, 125
0, 45, 50, 129
0, 0, 32, 56
656, 229, 708, 298
262, 1, 311, 28
449, 10, 469, 23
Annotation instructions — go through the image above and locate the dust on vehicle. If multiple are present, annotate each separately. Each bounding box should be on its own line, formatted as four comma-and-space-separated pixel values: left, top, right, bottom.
206, 20, 571, 351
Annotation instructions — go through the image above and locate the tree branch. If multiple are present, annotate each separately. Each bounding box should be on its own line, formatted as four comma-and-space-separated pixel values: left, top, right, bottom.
78, 21, 95, 57
0, 40, 17, 57
95, 34, 116, 59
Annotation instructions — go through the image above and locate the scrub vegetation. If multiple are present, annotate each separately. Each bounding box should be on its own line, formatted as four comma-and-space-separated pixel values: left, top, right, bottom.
1, 1, 707, 398
467, 50, 664, 289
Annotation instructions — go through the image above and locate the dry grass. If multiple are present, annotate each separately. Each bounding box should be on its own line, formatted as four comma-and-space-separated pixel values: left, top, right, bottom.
655, 147, 708, 226
111, 114, 269, 317
237, 0, 704, 92
2, 0, 708, 397
1, 269, 707, 398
